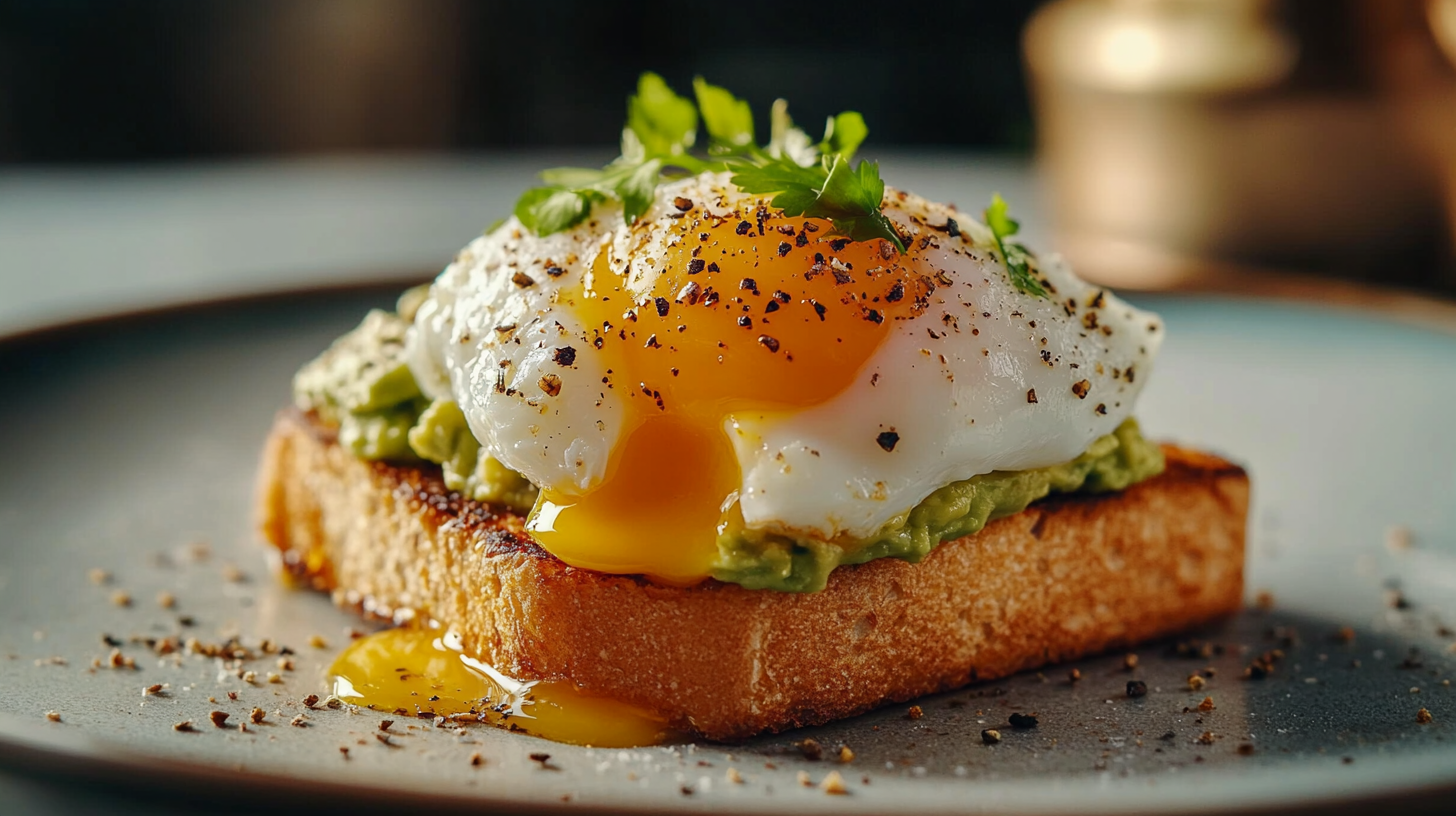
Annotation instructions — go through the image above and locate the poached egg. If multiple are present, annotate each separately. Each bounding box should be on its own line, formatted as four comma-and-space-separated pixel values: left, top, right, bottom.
407, 171, 1162, 584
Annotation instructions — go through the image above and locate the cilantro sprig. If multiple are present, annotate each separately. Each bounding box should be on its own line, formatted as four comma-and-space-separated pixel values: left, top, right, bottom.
513, 73, 905, 252
984, 193, 1048, 298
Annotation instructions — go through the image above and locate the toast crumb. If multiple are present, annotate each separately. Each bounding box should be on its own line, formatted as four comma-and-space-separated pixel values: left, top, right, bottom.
820, 770, 849, 795
209, 711, 230, 729
44, 710, 61, 723
1417, 708, 1434, 724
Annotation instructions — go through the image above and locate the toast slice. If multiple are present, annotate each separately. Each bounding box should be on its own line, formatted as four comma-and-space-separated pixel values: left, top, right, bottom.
258, 408, 1247, 741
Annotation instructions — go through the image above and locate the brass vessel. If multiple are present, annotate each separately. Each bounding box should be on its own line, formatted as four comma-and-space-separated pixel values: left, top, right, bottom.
1026, 0, 1455, 291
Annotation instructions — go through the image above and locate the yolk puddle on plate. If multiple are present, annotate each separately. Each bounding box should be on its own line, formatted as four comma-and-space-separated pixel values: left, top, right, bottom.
528, 212, 932, 585
329, 627, 673, 748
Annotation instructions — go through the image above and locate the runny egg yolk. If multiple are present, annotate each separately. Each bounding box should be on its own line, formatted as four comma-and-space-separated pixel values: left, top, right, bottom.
526, 209, 933, 584
330, 627, 674, 747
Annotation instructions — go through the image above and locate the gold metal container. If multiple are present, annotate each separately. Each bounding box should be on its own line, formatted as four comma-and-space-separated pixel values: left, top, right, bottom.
1025, 0, 1450, 291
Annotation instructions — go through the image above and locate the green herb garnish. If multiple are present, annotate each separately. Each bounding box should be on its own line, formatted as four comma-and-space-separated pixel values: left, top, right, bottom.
513, 73, 905, 252
984, 193, 1048, 298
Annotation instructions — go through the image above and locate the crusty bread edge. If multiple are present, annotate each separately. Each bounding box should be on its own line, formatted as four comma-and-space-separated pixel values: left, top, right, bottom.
258, 408, 1248, 741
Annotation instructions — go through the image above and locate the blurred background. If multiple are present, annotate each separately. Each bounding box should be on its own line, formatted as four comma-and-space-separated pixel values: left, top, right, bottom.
2, 0, 1455, 332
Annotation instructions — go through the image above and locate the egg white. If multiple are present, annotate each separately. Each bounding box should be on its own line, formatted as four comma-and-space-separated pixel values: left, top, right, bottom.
407, 172, 1162, 540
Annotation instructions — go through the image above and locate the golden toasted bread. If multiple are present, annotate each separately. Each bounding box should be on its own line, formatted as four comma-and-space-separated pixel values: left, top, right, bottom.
257, 408, 1247, 741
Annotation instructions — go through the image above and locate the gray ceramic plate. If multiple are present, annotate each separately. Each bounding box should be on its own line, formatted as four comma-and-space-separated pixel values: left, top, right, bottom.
2, 284, 1454, 815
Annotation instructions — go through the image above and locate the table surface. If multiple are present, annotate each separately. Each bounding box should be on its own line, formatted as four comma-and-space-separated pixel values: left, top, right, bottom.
0, 152, 1037, 815
0, 152, 1041, 338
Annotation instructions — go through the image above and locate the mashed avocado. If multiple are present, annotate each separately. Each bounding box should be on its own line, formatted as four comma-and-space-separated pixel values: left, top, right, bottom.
711, 419, 1162, 591
292, 307, 535, 512
407, 398, 538, 512
296, 309, 1164, 592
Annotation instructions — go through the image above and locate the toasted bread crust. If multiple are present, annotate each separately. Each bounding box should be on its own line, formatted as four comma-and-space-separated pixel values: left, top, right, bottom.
258, 408, 1247, 740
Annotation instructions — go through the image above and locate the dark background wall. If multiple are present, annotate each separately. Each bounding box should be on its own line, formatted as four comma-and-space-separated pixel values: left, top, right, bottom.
0, 0, 1043, 164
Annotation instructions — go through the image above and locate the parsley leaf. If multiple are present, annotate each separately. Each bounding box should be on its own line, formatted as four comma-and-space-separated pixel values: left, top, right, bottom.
625, 72, 697, 158
693, 77, 754, 150
735, 154, 902, 250
511, 72, 901, 250
984, 193, 1048, 298
514, 187, 598, 235
728, 102, 904, 251
615, 158, 663, 222
820, 112, 868, 160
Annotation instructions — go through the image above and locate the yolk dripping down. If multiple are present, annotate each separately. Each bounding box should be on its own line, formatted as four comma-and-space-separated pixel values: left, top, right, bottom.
330, 627, 673, 747
526, 208, 935, 585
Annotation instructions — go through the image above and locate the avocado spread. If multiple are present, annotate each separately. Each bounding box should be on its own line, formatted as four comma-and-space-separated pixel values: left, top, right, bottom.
295, 308, 1164, 593
292, 305, 535, 512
